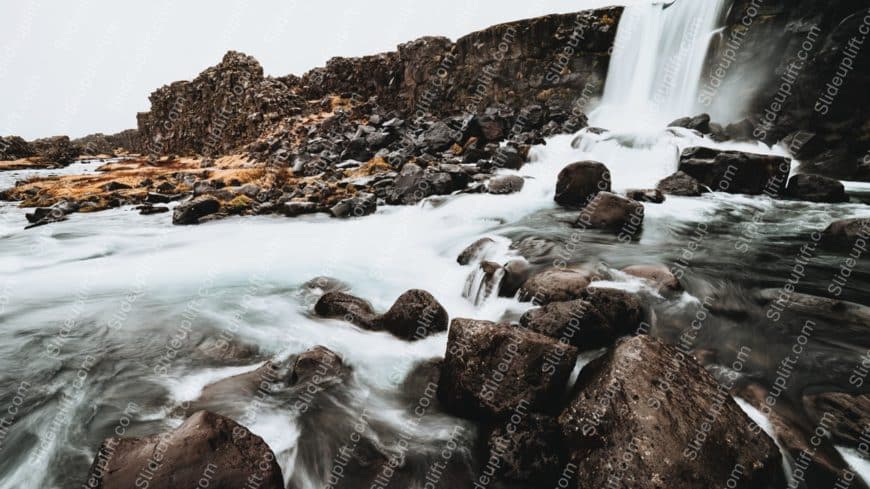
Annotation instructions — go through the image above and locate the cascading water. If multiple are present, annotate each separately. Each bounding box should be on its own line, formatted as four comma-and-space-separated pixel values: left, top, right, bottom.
591, 0, 728, 130
2, 2, 870, 488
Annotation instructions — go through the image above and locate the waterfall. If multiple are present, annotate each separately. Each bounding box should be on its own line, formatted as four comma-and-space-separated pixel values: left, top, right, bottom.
591, 0, 729, 130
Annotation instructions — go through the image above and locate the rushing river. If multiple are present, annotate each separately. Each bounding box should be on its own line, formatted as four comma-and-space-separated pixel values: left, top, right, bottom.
2, 0, 870, 488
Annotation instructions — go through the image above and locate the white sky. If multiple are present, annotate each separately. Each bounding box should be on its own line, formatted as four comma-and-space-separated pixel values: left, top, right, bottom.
0, 0, 631, 140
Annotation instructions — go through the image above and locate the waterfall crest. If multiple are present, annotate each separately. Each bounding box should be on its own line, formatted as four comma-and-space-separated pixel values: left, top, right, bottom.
591, 0, 728, 130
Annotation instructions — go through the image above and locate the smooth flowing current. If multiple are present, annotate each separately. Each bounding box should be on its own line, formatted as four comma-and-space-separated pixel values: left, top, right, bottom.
1, 1, 869, 488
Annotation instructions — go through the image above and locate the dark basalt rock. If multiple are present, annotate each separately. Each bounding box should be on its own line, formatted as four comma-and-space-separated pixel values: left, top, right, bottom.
375, 289, 449, 340
519, 268, 598, 304
554, 161, 611, 208
438, 318, 578, 420
137, 204, 170, 215
559, 336, 785, 489
499, 259, 532, 298
30, 135, 80, 165
83, 410, 283, 489
0, 135, 35, 160
172, 195, 221, 225
678, 147, 791, 195
657, 170, 703, 196
575, 191, 644, 234
785, 173, 848, 203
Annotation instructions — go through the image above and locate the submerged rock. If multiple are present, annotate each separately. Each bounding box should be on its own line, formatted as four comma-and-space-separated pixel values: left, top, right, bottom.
576, 191, 644, 235
554, 161, 611, 208
314, 291, 378, 329
457, 237, 496, 265
83, 410, 283, 489
438, 318, 577, 420
559, 336, 784, 489
802, 391, 870, 448
625, 188, 665, 203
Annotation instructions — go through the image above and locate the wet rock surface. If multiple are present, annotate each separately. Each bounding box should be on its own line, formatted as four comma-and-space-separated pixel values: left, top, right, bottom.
84, 410, 284, 489
657, 170, 703, 196
785, 173, 848, 203
519, 268, 598, 304
554, 161, 611, 207
438, 318, 578, 420
559, 336, 785, 489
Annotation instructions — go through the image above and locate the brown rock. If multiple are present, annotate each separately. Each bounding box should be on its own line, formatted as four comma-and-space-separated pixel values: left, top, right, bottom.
622, 264, 682, 294
376, 289, 449, 340
559, 336, 784, 489
518, 268, 597, 304
83, 411, 283, 489
438, 318, 578, 420
576, 191, 644, 235
554, 161, 611, 208
314, 291, 378, 329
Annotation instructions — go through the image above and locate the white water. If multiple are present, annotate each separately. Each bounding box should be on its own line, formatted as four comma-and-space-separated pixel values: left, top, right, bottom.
3, 2, 870, 488
592, 0, 728, 129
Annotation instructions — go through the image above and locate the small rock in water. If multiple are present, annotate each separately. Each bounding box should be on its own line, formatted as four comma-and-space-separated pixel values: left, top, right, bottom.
621, 264, 682, 294
519, 268, 597, 304
329, 193, 377, 218
457, 237, 496, 265
820, 217, 870, 249
314, 291, 378, 330
375, 289, 449, 340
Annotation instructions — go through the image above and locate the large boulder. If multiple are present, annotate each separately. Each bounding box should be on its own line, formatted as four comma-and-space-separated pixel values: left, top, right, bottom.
554, 161, 611, 207
785, 174, 848, 203
678, 147, 791, 195
576, 191, 644, 235
83, 411, 284, 489
820, 218, 870, 249
172, 196, 221, 225
518, 268, 598, 304
314, 291, 378, 329
559, 336, 784, 489
375, 289, 449, 340
438, 318, 578, 420
579, 287, 644, 335
657, 171, 703, 196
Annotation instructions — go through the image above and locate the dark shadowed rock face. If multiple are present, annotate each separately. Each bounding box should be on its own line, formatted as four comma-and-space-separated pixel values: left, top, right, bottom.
30, 136, 81, 165
0, 135, 35, 160
579, 287, 644, 336
375, 289, 449, 340
785, 173, 848, 203
803, 391, 870, 447
554, 161, 611, 207
83, 410, 283, 489
438, 318, 578, 420
558, 336, 784, 489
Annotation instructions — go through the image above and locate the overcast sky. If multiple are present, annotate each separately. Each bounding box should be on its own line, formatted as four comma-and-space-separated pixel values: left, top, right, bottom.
0, 0, 634, 140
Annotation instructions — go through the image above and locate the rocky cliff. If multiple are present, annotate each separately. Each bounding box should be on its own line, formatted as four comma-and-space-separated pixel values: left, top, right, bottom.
135, 8, 622, 158
708, 1, 870, 179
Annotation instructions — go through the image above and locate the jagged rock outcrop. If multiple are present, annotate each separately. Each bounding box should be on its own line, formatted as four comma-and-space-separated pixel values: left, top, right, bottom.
137, 51, 304, 157
0, 135, 35, 160
706, 1, 870, 180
